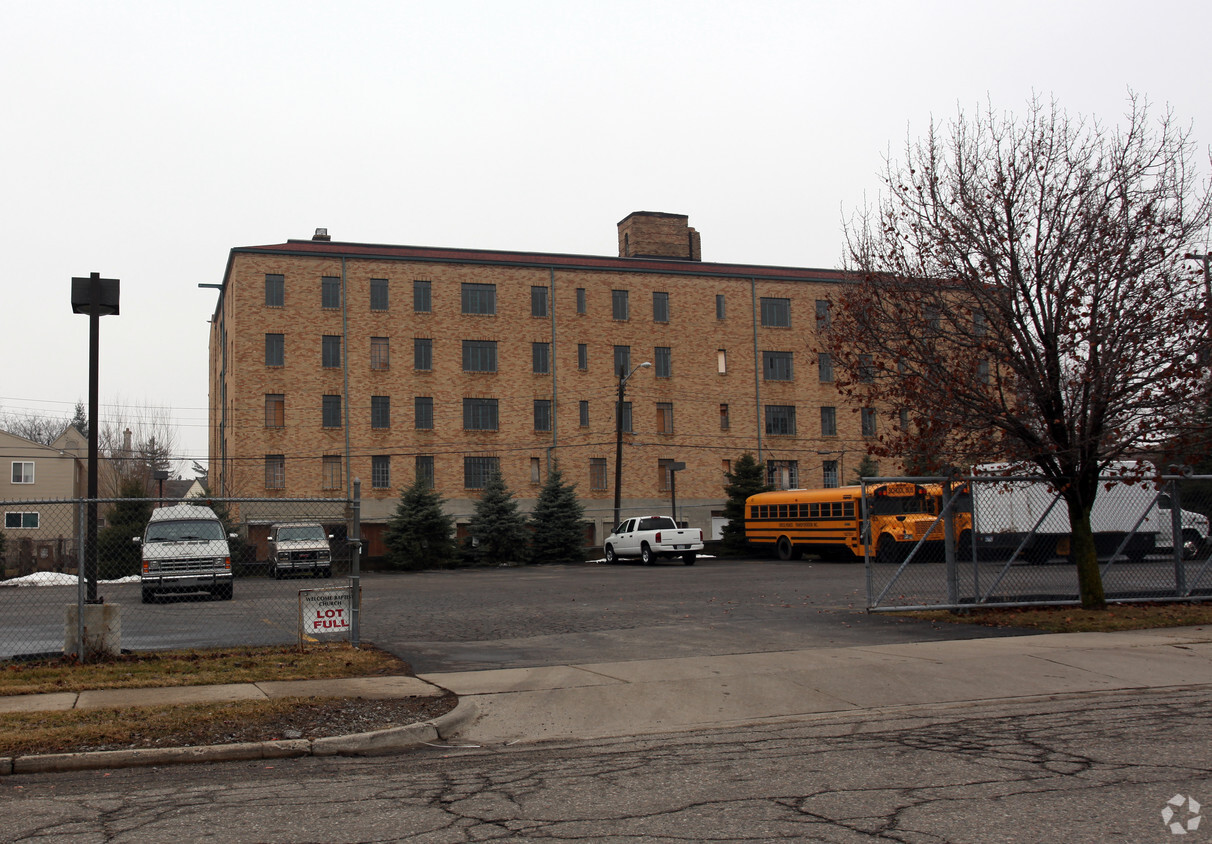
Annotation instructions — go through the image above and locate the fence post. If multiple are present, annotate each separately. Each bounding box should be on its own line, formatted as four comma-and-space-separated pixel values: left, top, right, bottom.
943, 478, 958, 605
76, 501, 86, 663
350, 479, 361, 648
1169, 479, 1187, 596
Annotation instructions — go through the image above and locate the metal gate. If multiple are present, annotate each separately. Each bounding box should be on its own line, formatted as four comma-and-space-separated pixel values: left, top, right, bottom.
864, 472, 1212, 611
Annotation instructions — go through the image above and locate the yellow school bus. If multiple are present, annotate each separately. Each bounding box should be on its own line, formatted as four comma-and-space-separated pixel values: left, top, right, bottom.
745, 482, 973, 562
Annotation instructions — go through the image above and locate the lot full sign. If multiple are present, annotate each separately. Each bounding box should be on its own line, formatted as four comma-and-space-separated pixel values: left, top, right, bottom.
299, 586, 352, 644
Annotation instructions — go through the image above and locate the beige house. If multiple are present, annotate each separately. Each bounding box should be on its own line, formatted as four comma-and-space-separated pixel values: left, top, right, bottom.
0, 426, 88, 575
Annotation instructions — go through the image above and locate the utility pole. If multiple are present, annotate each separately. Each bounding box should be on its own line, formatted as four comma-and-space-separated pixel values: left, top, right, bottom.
613, 361, 650, 528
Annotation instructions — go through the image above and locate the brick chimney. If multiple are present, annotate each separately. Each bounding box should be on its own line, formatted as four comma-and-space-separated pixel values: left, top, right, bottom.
617, 212, 701, 261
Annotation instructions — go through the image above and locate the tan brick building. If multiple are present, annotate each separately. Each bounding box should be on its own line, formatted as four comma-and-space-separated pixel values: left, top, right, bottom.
208, 212, 880, 548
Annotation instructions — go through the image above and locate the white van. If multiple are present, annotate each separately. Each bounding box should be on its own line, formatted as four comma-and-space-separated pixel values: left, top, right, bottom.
267, 522, 333, 578
136, 503, 235, 603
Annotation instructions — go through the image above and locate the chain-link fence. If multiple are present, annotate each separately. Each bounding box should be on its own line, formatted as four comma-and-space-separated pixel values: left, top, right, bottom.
0, 494, 361, 661
865, 473, 1212, 610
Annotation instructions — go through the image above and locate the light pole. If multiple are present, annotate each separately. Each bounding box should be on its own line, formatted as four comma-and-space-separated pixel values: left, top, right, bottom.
613, 361, 650, 528
71, 273, 120, 604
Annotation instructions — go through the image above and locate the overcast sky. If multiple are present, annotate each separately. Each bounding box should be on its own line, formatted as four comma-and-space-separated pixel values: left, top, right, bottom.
3, 0, 1209, 472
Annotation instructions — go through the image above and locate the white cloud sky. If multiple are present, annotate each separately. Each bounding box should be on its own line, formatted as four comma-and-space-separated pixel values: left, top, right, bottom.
3, 0, 1209, 469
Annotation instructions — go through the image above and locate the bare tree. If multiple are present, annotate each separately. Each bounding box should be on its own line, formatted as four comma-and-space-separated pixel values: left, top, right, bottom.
97, 397, 183, 494
0, 408, 69, 445
829, 94, 1211, 609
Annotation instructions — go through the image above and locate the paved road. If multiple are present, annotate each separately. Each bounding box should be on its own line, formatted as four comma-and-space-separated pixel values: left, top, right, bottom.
359, 559, 1036, 673
6, 687, 1209, 842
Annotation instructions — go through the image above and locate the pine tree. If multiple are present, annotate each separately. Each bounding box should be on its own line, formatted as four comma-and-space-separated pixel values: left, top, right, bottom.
720, 453, 771, 554
383, 480, 456, 571
465, 468, 529, 565
97, 476, 153, 578
529, 462, 586, 564
852, 455, 881, 484
70, 401, 89, 440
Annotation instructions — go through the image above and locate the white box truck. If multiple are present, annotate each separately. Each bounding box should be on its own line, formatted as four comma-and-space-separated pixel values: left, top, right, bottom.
972, 463, 1209, 562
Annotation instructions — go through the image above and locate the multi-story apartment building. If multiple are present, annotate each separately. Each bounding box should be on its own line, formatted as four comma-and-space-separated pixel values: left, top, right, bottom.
208, 212, 882, 550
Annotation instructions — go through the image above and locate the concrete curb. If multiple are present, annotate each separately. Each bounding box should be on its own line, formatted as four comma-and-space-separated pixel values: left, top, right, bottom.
0, 698, 478, 776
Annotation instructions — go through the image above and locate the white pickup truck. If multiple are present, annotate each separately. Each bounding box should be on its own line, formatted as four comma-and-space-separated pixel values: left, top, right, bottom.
604, 515, 703, 565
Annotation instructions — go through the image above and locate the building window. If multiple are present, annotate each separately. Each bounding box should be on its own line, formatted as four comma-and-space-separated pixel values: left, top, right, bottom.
463, 398, 499, 431
760, 297, 791, 328
534, 399, 552, 432
579, 400, 589, 427
717, 349, 727, 374
818, 352, 834, 382
264, 394, 284, 428
531, 286, 548, 317
464, 456, 499, 489
4, 511, 39, 529
765, 405, 796, 436
414, 280, 432, 313
658, 458, 675, 492
815, 299, 831, 332
974, 310, 987, 337
371, 395, 391, 429
530, 457, 542, 484
977, 360, 991, 385
654, 346, 671, 378
370, 278, 389, 311
461, 282, 496, 315
720, 403, 730, 430
925, 304, 940, 331
858, 354, 875, 383
589, 458, 608, 491
532, 342, 551, 375
322, 455, 342, 490
653, 291, 669, 323
322, 276, 341, 309
264, 455, 285, 489
416, 455, 434, 488
822, 460, 839, 489
861, 407, 877, 437
656, 402, 673, 434
414, 337, 432, 371
11, 462, 34, 484
616, 401, 633, 433
716, 294, 726, 320
462, 340, 498, 372
265, 333, 284, 367
612, 289, 629, 321
372, 455, 391, 489
821, 406, 837, 437
763, 351, 794, 381
371, 336, 390, 370
767, 460, 799, 491
265, 274, 284, 308
613, 345, 630, 378
576, 287, 586, 314
415, 396, 434, 430
900, 408, 910, 432
322, 395, 342, 428
322, 335, 342, 368
577, 343, 588, 370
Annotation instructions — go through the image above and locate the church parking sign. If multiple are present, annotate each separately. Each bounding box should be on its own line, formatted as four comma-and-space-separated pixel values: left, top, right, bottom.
299, 586, 352, 645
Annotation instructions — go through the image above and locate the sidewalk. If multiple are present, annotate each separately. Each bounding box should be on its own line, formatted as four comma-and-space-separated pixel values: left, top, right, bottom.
3, 626, 1210, 774
421, 626, 1212, 744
